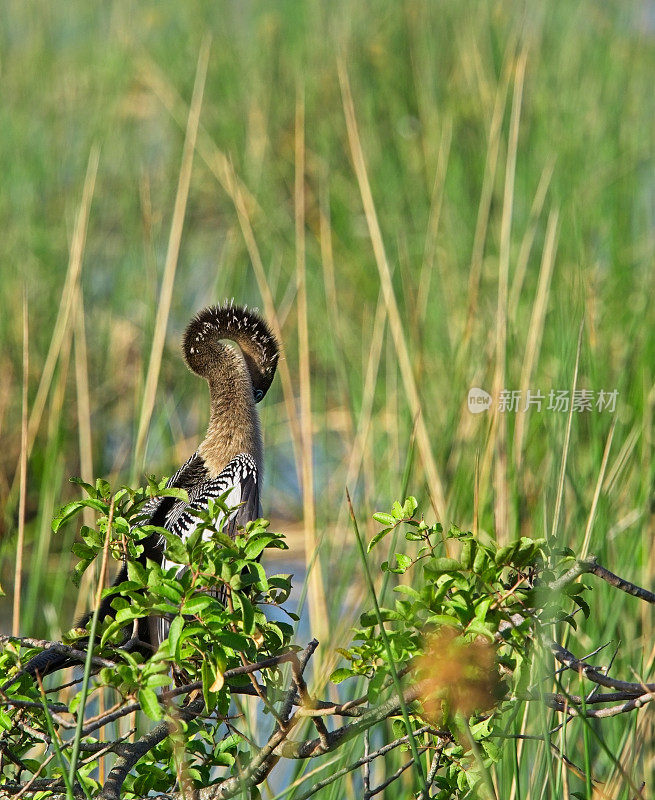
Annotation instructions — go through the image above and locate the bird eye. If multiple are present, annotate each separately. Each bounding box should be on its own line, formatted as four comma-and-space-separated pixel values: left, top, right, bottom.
254, 388, 264, 402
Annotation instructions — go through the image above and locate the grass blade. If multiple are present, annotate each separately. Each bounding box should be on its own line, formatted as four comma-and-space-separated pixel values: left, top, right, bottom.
345, 488, 427, 792
132, 36, 210, 478
12, 290, 29, 636
295, 85, 328, 641
338, 58, 447, 524
67, 499, 114, 787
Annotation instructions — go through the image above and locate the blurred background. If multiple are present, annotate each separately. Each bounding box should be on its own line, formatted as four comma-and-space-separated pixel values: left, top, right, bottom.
1, 1, 654, 795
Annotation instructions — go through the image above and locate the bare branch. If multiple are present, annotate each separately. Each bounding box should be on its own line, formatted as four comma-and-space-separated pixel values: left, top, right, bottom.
549, 557, 655, 604
367, 746, 430, 798
550, 642, 655, 694
0, 637, 117, 692
542, 691, 654, 718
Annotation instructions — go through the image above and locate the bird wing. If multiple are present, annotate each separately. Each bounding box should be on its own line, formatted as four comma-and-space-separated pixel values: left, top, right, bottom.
162, 453, 260, 546
131, 451, 212, 564
155, 453, 260, 646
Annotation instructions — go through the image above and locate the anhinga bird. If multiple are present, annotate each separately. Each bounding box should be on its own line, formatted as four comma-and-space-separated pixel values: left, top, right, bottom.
21, 302, 279, 681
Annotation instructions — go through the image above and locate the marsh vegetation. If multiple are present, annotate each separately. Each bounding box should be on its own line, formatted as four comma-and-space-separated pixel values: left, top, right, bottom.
0, 2, 654, 797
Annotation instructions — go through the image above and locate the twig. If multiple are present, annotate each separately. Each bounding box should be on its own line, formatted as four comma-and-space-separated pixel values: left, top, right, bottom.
363, 729, 371, 799
280, 640, 317, 723
550, 642, 655, 693
542, 692, 655, 718
549, 557, 655, 604
0, 638, 116, 692
286, 727, 439, 800
537, 690, 652, 705
423, 744, 445, 797
275, 680, 428, 760
0, 698, 69, 715
367, 746, 430, 798
290, 647, 329, 747
0, 780, 85, 798
14, 752, 56, 799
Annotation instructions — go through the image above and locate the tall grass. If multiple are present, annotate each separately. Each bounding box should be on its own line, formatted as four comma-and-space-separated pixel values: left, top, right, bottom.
1, 1, 654, 796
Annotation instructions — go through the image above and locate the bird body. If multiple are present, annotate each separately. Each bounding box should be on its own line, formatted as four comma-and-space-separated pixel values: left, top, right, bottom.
20, 302, 278, 682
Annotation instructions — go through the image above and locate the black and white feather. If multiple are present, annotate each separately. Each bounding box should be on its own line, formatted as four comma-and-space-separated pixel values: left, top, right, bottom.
151, 453, 260, 645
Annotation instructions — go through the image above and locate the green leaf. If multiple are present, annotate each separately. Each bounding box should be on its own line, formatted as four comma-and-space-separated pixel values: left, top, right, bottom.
367, 527, 392, 552
182, 596, 214, 616
69, 477, 98, 498
245, 535, 277, 560
100, 619, 125, 647
482, 740, 501, 762
473, 545, 490, 573
95, 478, 111, 498
401, 496, 418, 517
425, 557, 462, 575
216, 631, 249, 650
168, 615, 184, 656
367, 669, 387, 703
52, 499, 107, 532
249, 560, 270, 592
127, 560, 147, 584
115, 606, 142, 624
152, 581, 183, 605
330, 668, 353, 684
465, 619, 494, 640
156, 487, 190, 502
138, 687, 162, 720
372, 512, 396, 526
460, 539, 475, 568
389, 553, 412, 573
71, 542, 95, 560
143, 674, 172, 689
404, 529, 424, 541
393, 585, 421, 600
159, 531, 189, 565
495, 543, 519, 565
240, 596, 255, 634
428, 614, 460, 629
474, 596, 493, 622
201, 659, 217, 713
572, 595, 591, 618
211, 529, 238, 550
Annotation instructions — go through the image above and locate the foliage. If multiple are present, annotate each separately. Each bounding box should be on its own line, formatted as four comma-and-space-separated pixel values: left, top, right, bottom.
1, 476, 294, 798
2, 481, 650, 799
334, 498, 550, 798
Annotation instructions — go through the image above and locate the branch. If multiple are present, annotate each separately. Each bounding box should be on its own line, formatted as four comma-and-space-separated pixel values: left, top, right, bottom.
274, 680, 430, 760
99, 695, 205, 800
367, 747, 430, 798
292, 726, 440, 800
0, 637, 117, 692
98, 641, 319, 800
548, 557, 655, 604
550, 642, 655, 693
541, 691, 655, 718
76, 646, 313, 737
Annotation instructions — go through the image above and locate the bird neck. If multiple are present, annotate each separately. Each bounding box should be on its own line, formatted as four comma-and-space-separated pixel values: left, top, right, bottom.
197, 346, 263, 478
